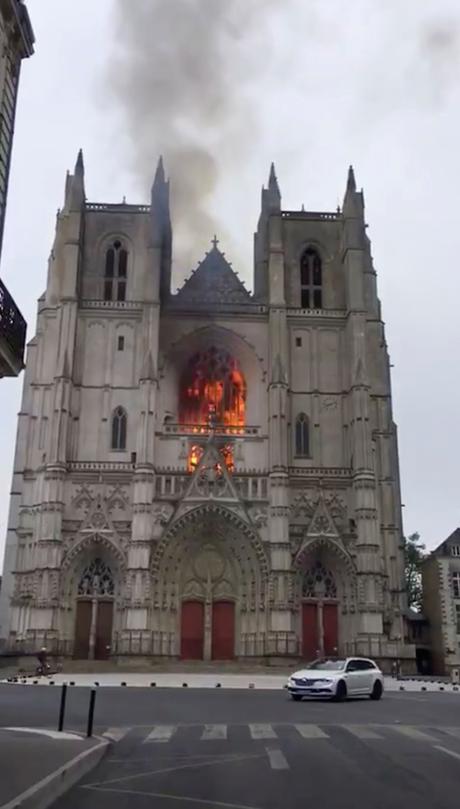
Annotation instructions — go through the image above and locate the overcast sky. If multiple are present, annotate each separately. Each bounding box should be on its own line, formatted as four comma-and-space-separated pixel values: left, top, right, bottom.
1, 0, 459, 566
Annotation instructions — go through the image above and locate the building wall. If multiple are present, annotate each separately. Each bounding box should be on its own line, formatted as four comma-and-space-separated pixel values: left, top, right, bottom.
423, 534, 460, 676
0, 0, 34, 257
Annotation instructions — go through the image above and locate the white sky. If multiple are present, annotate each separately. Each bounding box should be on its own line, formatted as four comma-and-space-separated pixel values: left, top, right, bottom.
1, 0, 459, 566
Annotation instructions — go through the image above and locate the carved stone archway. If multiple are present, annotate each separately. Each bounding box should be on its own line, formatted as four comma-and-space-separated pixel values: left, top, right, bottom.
151, 505, 269, 659
294, 536, 357, 659
60, 535, 125, 660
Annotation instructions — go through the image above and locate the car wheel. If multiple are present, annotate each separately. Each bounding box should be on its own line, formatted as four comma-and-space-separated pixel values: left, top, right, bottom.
370, 680, 383, 701
333, 680, 347, 702
291, 694, 302, 702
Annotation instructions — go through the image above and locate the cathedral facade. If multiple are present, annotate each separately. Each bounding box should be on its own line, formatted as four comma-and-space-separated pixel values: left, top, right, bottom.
0, 154, 415, 668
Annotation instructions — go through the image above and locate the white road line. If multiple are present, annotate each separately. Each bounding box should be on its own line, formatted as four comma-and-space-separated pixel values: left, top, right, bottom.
440, 727, 460, 739
103, 727, 131, 742
143, 725, 176, 743
249, 724, 277, 739
434, 745, 460, 762
201, 724, 227, 740
266, 747, 289, 770
295, 724, 329, 739
343, 725, 382, 740
390, 725, 436, 742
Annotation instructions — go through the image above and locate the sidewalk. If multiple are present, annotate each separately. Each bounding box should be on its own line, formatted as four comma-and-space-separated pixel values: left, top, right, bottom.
0, 728, 108, 809
2, 671, 459, 692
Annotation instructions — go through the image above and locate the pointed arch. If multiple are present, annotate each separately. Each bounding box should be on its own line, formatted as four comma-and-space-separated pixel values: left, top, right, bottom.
111, 406, 127, 450
295, 413, 310, 457
300, 247, 322, 309
104, 239, 128, 302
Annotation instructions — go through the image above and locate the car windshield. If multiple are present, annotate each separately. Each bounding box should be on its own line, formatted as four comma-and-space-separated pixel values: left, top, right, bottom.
307, 658, 346, 671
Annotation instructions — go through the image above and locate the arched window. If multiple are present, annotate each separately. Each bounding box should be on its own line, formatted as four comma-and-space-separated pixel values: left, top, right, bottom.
104, 240, 128, 302
78, 558, 114, 597
179, 347, 246, 429
303, 561, 337, 599
300, 247, 322, 309
295, 413, 310, 457
111, 406, 127, 450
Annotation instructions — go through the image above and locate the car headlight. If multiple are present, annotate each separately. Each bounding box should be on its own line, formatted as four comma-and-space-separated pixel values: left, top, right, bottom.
314, 679, 332, 684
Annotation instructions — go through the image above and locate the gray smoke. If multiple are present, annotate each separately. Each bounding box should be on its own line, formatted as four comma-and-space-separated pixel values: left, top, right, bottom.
108, 0, 283, 277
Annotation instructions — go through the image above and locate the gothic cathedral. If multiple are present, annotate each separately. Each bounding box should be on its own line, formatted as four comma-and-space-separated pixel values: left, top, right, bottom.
0, 153, 414, 668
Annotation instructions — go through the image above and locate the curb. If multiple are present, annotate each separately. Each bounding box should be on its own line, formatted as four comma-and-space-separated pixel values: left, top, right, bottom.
0, 737, 109, 809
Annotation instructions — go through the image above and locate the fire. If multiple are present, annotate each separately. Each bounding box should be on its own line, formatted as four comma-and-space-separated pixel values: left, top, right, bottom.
179, 347, 246, 428
187, 443, 234, 473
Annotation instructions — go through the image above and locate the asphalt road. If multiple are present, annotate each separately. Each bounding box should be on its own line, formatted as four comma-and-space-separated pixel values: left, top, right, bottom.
2, 686, 460, 808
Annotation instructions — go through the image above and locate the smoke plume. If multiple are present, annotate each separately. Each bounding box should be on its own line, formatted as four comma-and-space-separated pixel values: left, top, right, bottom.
108, 0, 282, 277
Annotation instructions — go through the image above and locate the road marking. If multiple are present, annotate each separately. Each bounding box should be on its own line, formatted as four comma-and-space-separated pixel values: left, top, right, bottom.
266, 747, 289, 770
249, 724, 277, 739
103, 727, 131, 742
143, 725, 176, 743
2, 727, 83, 741
85, 784, 262, 809
434, 745, 460, 762
343, 725, 382, 740
85, 753, 264, 787
295, 724, 329, 739
201, 724, 227, 740
390, 725, 436, 742
440, 727, 460, 739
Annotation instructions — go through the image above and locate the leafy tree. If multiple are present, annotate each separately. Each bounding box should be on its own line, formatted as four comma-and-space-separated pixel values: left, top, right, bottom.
404, 532, 426, 611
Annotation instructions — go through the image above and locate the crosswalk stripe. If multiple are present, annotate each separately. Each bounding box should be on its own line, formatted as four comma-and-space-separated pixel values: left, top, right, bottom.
201, 724, 227, 740
390, 725, 436, 742
143, 725, 176, 743
343, 725, 382, 740
103, 727, 131, 742
249, 724, 277, 739
295, 724, 329, 739
266, 747, 289, 770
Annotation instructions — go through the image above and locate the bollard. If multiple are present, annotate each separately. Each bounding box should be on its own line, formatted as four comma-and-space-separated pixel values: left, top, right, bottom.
86, 688, 97, 738
58, 684, 68, 732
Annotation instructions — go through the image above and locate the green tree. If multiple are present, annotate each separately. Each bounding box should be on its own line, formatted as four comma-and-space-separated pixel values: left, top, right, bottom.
404, 532, 426, 611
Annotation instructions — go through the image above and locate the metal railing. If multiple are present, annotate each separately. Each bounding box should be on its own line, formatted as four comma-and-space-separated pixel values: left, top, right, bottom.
0, 278, 26, 372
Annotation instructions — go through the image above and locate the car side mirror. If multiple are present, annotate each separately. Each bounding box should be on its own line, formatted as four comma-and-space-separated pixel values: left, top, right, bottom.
346, 664, 357, 673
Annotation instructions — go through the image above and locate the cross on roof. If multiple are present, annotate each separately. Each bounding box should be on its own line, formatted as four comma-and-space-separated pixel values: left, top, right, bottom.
211, 234, 219, 249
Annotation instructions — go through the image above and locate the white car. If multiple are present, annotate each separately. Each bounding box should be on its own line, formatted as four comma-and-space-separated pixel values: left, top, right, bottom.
287, 657, 384, 701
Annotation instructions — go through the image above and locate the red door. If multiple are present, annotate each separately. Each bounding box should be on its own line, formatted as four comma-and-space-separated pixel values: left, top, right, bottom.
74, 600, 92, 659
212, 601, 235, 660
323, 603, 338, 656
181, 601, 204, 659
95, 601, 113, 660
302, 603, 319, 660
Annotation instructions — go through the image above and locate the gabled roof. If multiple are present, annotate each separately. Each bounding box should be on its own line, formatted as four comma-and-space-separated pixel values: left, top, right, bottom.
431, 527, 460, 556
174, 239, 251, 305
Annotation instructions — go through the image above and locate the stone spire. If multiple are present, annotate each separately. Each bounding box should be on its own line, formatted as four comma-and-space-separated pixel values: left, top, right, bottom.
262, 161, 281, 213
63, 148, 85, 212
150, 155, 172, 298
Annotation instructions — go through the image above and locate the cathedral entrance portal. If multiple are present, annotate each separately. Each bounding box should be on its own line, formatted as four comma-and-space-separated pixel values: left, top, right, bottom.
301, 561, 339, 660
153, 505, 268, 661
73, 559, 115, 660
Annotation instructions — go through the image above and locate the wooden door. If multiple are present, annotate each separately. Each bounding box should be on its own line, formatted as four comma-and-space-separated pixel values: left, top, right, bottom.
302, 603, 318, 661
323, 603, 338, 656
212, 601, 235, 660
181, 601, 204, 659
95, 601, 113, 660
74, 600, 92, 659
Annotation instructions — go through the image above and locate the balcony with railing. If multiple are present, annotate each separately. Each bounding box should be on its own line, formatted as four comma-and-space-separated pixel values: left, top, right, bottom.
0, 278, 26, 377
